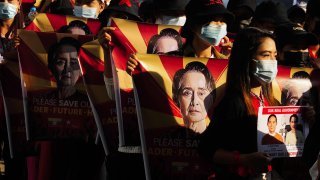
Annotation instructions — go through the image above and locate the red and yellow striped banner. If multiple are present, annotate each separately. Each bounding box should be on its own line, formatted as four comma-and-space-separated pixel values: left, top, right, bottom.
18, 30, 97, 140
25, 13, 101, 35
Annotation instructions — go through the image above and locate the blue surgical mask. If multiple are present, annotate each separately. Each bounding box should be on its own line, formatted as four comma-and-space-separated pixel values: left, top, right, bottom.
200, 23, 227, 46
73, 6, 97, 19
0, 2, 18, 20
155, 15, 186, 26
251, 59, 278, 84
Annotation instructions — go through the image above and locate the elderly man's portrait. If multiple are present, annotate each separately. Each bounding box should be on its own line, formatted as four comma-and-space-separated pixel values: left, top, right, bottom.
172, 61, 216, 134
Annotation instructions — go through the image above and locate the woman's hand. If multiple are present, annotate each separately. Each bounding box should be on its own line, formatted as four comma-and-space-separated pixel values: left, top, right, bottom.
14, 35, 20, 48
220, 36, 232, 57
97, 26, 116, 49
126, 53, 139, 75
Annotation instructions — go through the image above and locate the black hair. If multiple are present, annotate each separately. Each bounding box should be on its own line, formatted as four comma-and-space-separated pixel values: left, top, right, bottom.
147, 28, 183, 55
289, 114, 299, 123
267, 114, 277, 124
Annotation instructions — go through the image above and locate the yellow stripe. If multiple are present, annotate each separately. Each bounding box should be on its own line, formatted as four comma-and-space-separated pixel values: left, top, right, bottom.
66, 16, 87, 25
136, 54, 173, 98
33, 13, 55, 32
18, 30, 48, 65
117, 69, 133, 89
23, 73, 55, 91
272, 79, 282, 102
82, 40, 104, 62
215, 65, 228, 89
290, 67, 313, 77
113, 18, 146, 53
34, 0, 42, 7
158, 25, 181, 34
141, 108, 183, 129
86, 84, 111, 103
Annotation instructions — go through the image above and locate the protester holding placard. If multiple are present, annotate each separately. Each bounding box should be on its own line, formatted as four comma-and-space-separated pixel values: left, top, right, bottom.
0, 0, 23, 63
199, 27, 280, 179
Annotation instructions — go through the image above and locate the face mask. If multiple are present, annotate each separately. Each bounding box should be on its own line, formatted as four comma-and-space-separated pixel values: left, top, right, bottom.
155, 15, 186, 26
200, 23, 227, 46
0, 2, 18, 20
283, 51, 310, 67
73, 6, 97, 19
251, 59, 278, 84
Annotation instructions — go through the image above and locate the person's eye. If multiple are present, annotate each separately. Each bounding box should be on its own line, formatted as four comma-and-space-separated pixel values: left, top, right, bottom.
70, 59, 79, 65
182, 90, 192, 97
55, 59, 65, 66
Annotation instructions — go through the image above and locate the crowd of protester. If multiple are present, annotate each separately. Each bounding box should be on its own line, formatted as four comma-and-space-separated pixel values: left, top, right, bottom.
1, 0, 320, 179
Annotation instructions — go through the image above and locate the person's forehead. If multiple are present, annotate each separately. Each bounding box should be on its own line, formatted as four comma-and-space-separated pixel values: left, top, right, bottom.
57, 44, 78, 53
181, 71, 205, 83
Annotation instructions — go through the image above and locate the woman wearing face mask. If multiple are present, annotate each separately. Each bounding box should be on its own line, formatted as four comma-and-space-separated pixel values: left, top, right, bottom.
0, 0, 22, 63
274, 22, 318, 68
73, 0, 106, 19
181, 0, 234, 59
199, 27, 280, 179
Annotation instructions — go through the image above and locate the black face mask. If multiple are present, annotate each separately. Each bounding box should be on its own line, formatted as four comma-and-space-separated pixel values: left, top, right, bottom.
283, 51, 310, 67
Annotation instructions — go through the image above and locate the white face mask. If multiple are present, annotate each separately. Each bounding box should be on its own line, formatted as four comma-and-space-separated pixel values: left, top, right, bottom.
155, 15, 186, 26
0, 2, 18, 20
251, 59, 278, 85
73, 6, 97, 19
200, 23, 227, 46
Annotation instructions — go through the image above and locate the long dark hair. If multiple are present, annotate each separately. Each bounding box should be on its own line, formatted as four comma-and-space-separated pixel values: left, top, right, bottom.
226, 27, 279, 115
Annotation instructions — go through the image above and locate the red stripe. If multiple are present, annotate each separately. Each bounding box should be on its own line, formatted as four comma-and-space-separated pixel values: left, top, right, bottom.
25, 22, 42, 32
276, 65, 292, 80
159, 55, 183, 81
111, 19, 137, 55
18, 41, 52, 81
112, 45, 128, 71
46, 13, 68, 32
206, 59, 228, 82
79, 48, 104, 85
38, 32, 58, 52
137, 23, 158, 47
86, 19, 101, 35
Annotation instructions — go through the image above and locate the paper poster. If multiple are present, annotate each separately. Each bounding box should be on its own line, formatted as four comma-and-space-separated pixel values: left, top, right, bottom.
79, 40, 119, 155
17, 30, 97, 141
257, 106, 309, 158
108, 18, 182, 146
132, 53, 228, 179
